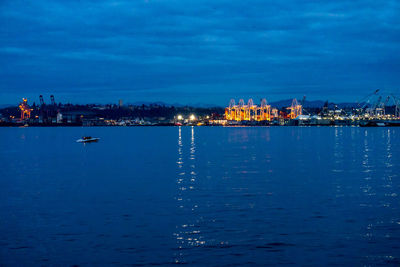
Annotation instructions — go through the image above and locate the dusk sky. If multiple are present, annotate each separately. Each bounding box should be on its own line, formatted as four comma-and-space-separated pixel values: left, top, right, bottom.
1, 0, 399, 105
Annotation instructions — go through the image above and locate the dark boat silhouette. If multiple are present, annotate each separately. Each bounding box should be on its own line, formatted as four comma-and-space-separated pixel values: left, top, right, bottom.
76, 136, 100, 143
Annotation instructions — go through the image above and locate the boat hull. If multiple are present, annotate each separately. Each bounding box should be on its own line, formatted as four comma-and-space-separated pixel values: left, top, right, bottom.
76, 138, 100, 143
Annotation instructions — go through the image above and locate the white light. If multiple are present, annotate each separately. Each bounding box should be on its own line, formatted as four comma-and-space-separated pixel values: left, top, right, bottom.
177, 115, 183, 120
190, 114, 196, 121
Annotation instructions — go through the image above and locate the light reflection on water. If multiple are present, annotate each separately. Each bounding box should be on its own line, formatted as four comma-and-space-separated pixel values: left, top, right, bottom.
174, 126, 205, 264
0, 127, 400, 266
172, 127, 400, 265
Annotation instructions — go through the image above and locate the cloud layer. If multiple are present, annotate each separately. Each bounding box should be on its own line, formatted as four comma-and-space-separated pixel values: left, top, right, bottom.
1, 0, 399, 104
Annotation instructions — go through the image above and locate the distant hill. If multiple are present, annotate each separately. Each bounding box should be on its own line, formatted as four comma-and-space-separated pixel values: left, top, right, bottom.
126, 101, 171, 106
126, 101, 222, 108
269, 99, 360, 109
0, 104, 13, 108
0, 100, 369, 110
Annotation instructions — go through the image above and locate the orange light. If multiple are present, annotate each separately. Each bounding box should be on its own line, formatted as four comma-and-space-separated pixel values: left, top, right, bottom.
225, 98, 272, 121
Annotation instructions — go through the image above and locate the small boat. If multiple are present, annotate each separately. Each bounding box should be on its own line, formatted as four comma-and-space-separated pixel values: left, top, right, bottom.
76, 136, 100, 143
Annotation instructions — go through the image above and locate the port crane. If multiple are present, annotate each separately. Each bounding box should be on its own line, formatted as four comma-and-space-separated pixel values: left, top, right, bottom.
246, 99, 256, 120
357, 89, 380, 114
300, 95, 310, 115
379, 96, 391, 116
259, 98, 271, 121
39, 95, 45, 106
391, 94, 400, 118
238, 99, 245, 120
286, 98, 302, 119
367, 96, 382, 116
50, 95, 56, 106
19, 98, 32, 120
378, 94, 400, 118
357, 90, 400, 118
225, 98, 272, 121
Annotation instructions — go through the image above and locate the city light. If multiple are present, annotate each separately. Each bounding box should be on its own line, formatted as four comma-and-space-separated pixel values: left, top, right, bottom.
18, 98, 32, 120
3, 93, 400, 127
225, 98, 273, 121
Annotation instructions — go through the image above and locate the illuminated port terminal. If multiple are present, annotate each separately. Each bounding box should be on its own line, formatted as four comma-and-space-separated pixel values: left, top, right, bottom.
1, 90, 400, 127
18, 98, 32, 120
225, 98, 300, 121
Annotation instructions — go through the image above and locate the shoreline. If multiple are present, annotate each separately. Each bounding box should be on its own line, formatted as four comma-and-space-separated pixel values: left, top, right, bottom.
2, 123, 400, 128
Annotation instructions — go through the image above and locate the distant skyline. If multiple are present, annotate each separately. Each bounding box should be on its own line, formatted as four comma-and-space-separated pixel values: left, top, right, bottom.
1, 0, 400, 105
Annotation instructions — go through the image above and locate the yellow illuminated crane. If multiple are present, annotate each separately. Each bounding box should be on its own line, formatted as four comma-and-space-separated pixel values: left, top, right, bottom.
225, 99, 237, 120
225, 98, 272, 121
238, 99, 245, 120
258, 98, 271, 121
287, 98, 302, 119
19, 98, 32, 120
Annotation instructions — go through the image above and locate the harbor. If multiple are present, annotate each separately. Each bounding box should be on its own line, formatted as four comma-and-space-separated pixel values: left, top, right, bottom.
2, 0, 400, 265
2, 125, 400, 266
1, 91, 400, 127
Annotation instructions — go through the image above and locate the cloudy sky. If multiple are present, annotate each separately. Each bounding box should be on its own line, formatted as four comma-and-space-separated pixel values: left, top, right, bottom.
1, 0, 399, 105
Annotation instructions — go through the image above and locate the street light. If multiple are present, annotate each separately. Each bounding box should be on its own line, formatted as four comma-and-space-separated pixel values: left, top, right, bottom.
190, 114, 196, 121
177, 115, 183, 120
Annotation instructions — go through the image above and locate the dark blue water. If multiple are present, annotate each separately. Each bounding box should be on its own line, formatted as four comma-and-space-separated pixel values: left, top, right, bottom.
1, 126, 400, 266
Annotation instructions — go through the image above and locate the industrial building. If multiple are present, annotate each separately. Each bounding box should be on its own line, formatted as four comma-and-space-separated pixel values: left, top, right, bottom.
225, 98, 301, 121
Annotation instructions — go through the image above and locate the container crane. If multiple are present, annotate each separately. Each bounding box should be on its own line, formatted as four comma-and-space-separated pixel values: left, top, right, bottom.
379, 96, 391, 116
368, 96, 382, 117
391, 94, 400, 118
301, 95, 306, 106
19, 98, 32, 120
300, 95, 309, 115
39, 95, 45, 106
50, 95, 56, 106
238, 99, 245, 121
224, 98, 272, 121
246, 99, 257, 120
259, 98, 271, 120
287, 98, 302, 119
225, 99, 236, 120
358, 89, 380, 113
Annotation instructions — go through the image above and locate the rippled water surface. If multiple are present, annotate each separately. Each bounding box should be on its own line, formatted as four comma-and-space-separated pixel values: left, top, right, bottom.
1, 126, 400, 266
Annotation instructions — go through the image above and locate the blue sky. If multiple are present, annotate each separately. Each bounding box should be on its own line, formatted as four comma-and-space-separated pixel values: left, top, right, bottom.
1, 0, 399, 105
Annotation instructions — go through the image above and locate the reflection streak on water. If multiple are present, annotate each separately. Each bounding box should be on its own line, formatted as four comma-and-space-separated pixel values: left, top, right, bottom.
361, 129, 398, 255
333, 127, 344, 197
174, 127, 204, 263
361, 130, 375, 207
1, 127, 400, 265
